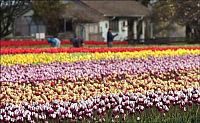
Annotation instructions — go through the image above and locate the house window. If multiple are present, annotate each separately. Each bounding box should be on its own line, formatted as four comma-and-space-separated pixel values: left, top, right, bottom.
109, 20, 119, 32
59, 19, 73, 32
65, 21, 73, 31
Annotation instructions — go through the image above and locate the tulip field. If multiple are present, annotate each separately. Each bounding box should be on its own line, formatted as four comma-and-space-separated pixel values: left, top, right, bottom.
0, 40, 128, 49
0, 44, 200, 122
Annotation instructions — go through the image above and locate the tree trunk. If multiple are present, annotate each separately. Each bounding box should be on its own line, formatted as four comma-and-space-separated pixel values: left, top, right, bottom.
194, 27, 200, 41
186, 25, 191, 42
186, 24, 200, 43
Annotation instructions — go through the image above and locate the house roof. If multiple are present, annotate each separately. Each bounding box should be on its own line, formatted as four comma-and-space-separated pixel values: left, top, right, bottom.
62, 0, 149, 22
82, 0, 150, 17
62, 1, 105, 22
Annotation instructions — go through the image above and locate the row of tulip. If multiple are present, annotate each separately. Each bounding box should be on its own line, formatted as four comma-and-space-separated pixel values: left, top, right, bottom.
0, 88, 199, 122
0, 40, 128, 47
1, 69, 199, 104
1, 49, 199, 66
1, 54, 199, 105
0, 47, 199, 122
1, 46, 200, 54
1, 55, 199, 83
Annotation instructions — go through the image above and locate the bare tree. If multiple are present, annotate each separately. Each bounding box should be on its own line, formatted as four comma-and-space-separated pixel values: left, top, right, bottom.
32, 0, 65, 36
152, 0, 200, 41
0, 0, 30, 39
175, 1, 200, 41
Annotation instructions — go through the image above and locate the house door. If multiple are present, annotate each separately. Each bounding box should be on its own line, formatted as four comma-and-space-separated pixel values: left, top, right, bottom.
128, 19, 134, 40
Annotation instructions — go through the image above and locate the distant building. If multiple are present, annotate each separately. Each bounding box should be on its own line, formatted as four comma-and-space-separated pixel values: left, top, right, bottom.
14, 10, 46, 39
13, 0, 151, 41
61, 0, 150, 41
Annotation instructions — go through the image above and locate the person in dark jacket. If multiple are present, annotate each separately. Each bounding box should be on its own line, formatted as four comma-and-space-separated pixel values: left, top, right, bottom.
70, 34, 84, 47
107, 28, 118, 47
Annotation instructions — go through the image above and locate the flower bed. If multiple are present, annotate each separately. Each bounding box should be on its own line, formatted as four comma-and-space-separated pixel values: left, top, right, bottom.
1, 49, 199, 65
0, 89, 199, 122
0, 47, 200, 122
1, 46, 200, 55
0, 40, 128, 47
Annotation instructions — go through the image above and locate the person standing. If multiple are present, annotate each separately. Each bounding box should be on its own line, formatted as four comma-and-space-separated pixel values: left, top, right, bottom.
107, 28, 118, 47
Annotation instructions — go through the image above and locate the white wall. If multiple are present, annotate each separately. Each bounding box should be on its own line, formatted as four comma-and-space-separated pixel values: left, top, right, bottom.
117, 19, 128, 41
99, 21, 109, 42
81, 23, 99, 40
80, 19, 129, 41
99, 19, 128, 41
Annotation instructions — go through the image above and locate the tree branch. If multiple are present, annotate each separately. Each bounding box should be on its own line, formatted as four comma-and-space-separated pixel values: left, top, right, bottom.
0, 0, 31, 39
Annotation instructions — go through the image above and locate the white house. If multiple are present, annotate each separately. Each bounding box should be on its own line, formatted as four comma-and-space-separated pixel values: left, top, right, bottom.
61, 0, 150, 42
82, 1, 149, 41
13, 0, 150, 41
